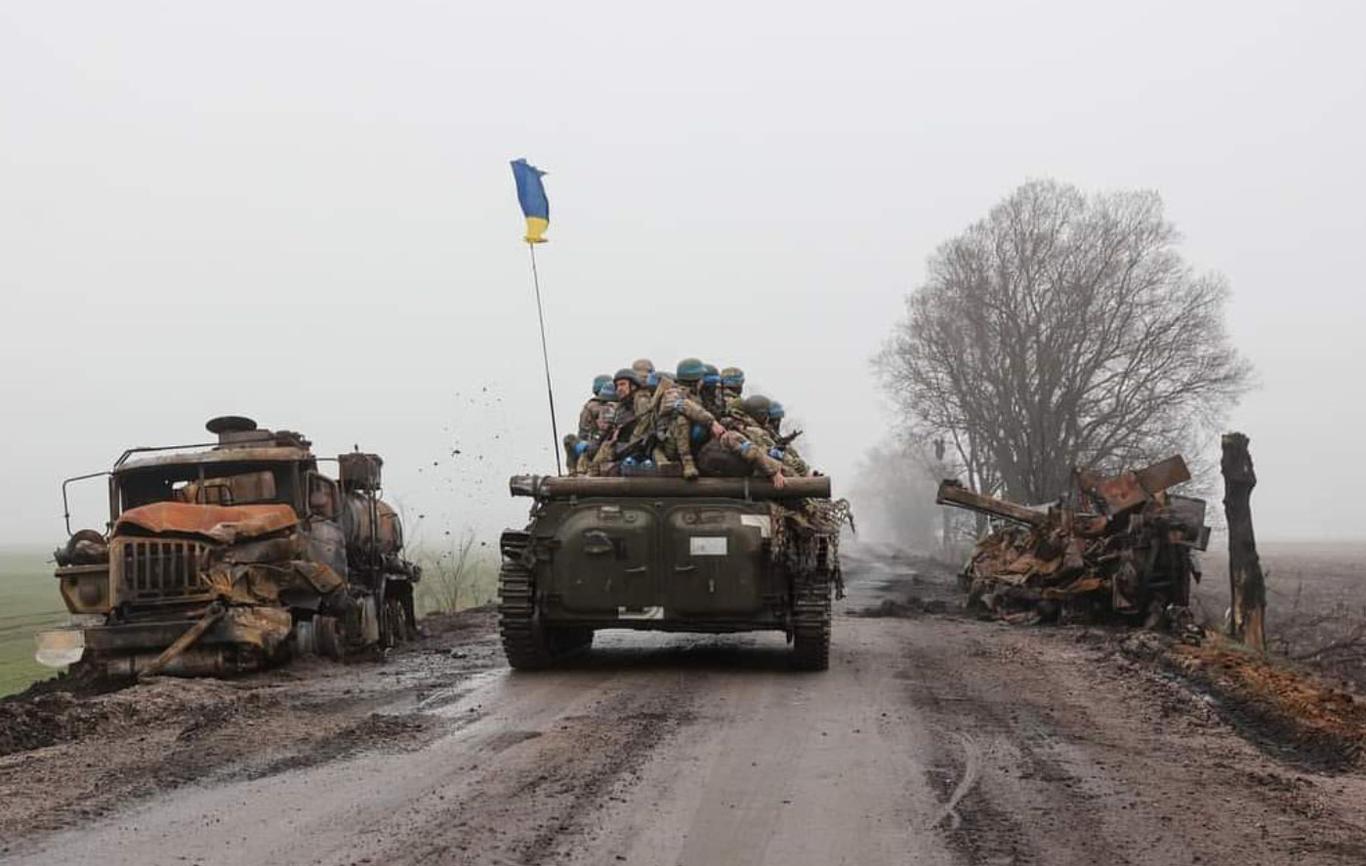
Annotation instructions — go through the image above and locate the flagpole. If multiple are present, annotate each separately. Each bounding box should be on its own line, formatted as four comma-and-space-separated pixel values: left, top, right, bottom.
527, 242, 563, 476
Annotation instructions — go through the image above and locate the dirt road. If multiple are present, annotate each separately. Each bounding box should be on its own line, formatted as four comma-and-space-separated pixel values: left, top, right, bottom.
4, 544, 1366, 865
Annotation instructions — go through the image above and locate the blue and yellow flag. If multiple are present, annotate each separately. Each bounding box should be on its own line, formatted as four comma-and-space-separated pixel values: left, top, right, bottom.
510, 158, 549, 244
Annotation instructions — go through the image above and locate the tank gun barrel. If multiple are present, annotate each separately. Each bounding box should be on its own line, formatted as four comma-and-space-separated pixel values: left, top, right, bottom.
511, 475, 831, 500
935, 480, 1050, 528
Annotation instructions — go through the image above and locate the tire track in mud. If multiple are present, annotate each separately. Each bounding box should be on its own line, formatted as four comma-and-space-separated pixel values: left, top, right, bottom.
904, 625, 1151, 866
931, 732, 983, 832
379, 678, 700, 866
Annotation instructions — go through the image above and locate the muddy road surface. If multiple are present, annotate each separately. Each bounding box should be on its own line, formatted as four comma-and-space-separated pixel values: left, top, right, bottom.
4, 543, 1366, 865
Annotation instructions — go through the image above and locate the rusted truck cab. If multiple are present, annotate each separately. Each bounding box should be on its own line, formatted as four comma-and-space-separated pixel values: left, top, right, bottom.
43, 417, 419, 677
498, 475, 846, 671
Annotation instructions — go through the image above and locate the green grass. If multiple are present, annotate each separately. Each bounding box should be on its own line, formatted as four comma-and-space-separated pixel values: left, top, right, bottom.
0, 547, 66, 698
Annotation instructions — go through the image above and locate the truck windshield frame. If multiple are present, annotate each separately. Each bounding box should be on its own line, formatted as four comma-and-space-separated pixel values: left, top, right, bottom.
113, 460, 307, 516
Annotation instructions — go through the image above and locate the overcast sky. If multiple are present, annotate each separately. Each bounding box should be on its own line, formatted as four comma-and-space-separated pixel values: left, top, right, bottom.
2, 1, 1364, 548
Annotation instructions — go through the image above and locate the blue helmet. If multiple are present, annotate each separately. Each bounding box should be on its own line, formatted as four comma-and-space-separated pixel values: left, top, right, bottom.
768, 400, 785, 421
592, 374, 611, 393
596, 382, 619, 400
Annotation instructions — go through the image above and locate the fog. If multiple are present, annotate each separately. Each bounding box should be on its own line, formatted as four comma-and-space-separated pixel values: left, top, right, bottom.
2, 2, 1363, 548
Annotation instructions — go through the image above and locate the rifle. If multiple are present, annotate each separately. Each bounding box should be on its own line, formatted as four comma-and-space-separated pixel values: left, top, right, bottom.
774, 429, 803, 449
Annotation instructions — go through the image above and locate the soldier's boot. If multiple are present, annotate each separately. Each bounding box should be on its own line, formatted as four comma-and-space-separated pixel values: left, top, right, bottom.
653, 446, 673, 467
681, 454, 700, 480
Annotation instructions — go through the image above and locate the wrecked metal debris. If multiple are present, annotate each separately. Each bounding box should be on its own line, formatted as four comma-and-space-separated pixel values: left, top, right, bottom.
936, 455, 1210, 625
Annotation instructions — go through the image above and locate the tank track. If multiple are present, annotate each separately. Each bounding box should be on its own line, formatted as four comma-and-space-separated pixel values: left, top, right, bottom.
498, 531, 592, 670
791, 536, 833, 671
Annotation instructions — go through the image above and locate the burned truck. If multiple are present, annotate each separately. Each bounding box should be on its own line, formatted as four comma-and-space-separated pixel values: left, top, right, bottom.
498, 475, 848, 671
936, 454, 1210, 624
38, 417, 421, 677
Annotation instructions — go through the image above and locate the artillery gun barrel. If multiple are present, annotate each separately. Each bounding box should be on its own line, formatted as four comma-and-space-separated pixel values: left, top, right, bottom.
935, 480, 1050, 528
511, 475, 831, 501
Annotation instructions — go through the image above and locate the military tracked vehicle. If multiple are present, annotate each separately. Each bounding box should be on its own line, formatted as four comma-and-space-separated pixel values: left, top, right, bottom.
37, 417, 421, 678
497, 475, 846, 670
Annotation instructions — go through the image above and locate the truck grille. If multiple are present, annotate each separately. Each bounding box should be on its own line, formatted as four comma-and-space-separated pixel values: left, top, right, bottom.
114, 538, 212, 602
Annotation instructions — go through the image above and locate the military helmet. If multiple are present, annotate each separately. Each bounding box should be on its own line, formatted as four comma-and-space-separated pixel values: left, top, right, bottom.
741, 394, 772, 420
720, 366, 745, 388
631, 358, 655, 376
675, 357, 707, 382
768, 400, 785, 420
593, 373, 611, 393
702, 363, 721, 387
596, 382, 620, 400
613, 367, 644, 387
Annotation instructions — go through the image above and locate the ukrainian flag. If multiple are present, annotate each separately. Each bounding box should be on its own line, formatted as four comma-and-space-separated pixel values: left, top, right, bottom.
510, 158, 550, 243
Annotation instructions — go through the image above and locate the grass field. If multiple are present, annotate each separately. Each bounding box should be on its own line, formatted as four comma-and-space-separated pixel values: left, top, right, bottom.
0, 547, 65, 698
1194, 540, 1366, 686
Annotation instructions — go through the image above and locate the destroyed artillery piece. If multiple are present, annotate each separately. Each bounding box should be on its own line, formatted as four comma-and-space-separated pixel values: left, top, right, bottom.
36, 417, 422, 678
936, 455, 1210, 625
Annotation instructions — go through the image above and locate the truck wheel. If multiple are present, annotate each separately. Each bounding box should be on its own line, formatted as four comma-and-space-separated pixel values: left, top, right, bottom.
498, 532, 555, 670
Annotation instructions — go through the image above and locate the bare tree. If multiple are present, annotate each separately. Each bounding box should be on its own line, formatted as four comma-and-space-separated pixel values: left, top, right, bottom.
878, 179, 1251, 503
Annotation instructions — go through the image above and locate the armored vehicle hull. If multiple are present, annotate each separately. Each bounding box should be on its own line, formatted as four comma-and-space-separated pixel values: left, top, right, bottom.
499, 476, 843, 670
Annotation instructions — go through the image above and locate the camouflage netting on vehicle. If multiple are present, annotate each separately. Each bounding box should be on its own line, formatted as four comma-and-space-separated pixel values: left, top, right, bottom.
769, 498, 854, 598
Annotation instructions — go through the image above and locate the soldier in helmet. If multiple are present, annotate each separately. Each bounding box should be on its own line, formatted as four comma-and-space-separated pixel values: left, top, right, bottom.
764, 400, 809, 477
720, 367, 745, 403
656, 358, 725, 480
712, 394, 795, 484
566, 381, 619, 475
588, 367, 650, 473
631, 358, 655, 378
564, 374, 613, 476
700, 364, 726, 416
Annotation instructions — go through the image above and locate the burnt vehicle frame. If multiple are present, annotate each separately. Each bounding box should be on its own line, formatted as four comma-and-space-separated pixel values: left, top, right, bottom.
45, 417, 420, 677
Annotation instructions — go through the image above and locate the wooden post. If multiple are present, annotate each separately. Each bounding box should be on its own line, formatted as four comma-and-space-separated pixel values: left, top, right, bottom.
1221, 432, 1266, 651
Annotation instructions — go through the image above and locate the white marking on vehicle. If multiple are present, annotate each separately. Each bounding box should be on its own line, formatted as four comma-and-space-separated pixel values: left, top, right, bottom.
690, 536, 728, 556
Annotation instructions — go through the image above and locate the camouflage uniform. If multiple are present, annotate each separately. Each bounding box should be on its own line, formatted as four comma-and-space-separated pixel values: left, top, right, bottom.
594, 369, 650, 470
564, 397, 607, 476
655, 381, 718, 479
720, 366, 745, 405
562, 375, 613, 475
586, 399, 625, 475
715, 394, 790, 479
765, 401, 810, 476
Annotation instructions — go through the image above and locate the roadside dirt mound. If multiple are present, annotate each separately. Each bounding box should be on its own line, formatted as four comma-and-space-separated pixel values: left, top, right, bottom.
1125, 631, 1366, 770
0, 678, 265, 757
